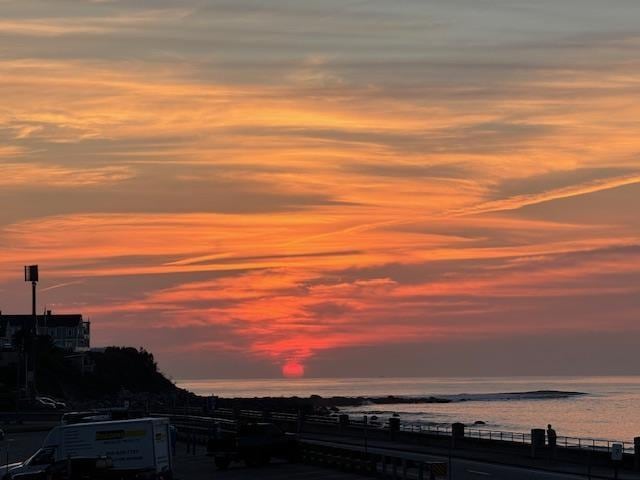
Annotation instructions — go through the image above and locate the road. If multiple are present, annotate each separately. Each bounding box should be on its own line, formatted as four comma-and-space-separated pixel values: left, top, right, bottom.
452, 458, 591, 480
0, 430, 630, 480
174, 442, 370, 480
175, 454, 598, 480
300, 434, 637, 480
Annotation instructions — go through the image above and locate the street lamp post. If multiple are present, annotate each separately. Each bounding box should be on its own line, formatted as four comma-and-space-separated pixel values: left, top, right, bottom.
363, 415, 368, 455
23, 265, 39, 397
24, 265, 38, 317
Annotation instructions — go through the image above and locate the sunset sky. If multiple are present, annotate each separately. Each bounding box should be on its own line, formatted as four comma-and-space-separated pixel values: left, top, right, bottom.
1, 0, 639, 379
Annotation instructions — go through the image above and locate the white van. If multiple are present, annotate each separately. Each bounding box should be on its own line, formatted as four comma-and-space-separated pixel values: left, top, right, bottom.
5, 418, 172, 479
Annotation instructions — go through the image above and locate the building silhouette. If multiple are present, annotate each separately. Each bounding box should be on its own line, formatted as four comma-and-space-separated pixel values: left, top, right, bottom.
0, 311, 90, 352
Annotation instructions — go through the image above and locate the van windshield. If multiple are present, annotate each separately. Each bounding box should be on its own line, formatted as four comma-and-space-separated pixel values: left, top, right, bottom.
25, 448, 55, 466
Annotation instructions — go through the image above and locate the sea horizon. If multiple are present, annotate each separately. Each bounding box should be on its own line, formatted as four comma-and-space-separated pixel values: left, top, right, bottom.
176, 373, 640, 382
177, 375, 640, 442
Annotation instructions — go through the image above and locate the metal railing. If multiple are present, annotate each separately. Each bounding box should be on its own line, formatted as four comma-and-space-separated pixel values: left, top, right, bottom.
399, 421, 635, 453
301, 438, 448, 479
461, 427, 531, 444
554, 436, 635, 454
399, 423, 452, 437
156, 409, 636, 455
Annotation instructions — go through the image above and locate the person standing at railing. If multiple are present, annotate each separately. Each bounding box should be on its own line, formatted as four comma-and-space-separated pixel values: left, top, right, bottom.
547, 424, 557, 456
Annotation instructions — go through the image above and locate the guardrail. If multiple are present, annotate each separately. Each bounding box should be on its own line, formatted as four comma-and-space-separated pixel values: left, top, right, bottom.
0, 411, 64, 423
399, 422, 635, 454
162, 412, 448, 478
304, 414, 339, 425
549, 435, 635, 454
158, 410, 640, 476
301, 438, 447, 479
399, 423, 452, 437
154, 409, 637, 456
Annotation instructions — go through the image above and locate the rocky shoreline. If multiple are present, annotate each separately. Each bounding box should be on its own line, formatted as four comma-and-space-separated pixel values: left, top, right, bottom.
212, 390, 587, 414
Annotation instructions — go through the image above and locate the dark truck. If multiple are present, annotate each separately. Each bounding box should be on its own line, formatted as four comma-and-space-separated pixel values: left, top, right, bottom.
206, 421, 298, 470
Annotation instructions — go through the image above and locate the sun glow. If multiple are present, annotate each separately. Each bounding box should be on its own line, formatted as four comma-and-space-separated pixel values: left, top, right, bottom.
282, 361, 305, 378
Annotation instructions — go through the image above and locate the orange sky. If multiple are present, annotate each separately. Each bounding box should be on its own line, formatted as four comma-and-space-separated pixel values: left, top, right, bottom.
1, 0, 639, 378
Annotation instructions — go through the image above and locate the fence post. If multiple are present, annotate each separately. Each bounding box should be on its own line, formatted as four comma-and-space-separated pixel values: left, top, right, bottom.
634, 437, 640, 470
451, 423, 465, 449
338, 414, 349, 434
297, 410, 304, 434
389, 417, 401, 440
531, 429, 545, 459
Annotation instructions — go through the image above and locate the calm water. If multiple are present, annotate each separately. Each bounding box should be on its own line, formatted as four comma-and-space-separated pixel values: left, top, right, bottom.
177, 376, 640, 442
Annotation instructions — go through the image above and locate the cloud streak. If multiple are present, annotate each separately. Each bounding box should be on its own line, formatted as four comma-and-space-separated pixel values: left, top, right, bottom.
0, 0, 639, 377
453, 173, 640, 216
0, 163, 133, 187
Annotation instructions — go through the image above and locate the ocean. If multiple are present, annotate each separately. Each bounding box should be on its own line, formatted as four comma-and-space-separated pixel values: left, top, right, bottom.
177, 376, 640, 442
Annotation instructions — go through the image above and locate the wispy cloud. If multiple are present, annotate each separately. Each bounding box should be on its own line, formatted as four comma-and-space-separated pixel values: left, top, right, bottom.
40, 280, 85, 292
0, 9, 192, 37
452, 173, 640, 216
0, 163, 134, 187
1, 0, 639, 376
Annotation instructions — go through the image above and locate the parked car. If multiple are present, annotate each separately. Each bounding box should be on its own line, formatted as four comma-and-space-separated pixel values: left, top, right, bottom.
36, 397, 66, 410
61, 408, 137, 425
32, 398, 57, 410
61, 412, 111, 425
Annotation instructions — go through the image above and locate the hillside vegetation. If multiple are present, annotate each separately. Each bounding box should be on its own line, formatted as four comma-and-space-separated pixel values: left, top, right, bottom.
0, 337, 196, 409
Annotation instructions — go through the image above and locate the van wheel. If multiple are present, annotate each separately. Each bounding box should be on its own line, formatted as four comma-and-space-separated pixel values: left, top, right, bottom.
215, 456, 231, 470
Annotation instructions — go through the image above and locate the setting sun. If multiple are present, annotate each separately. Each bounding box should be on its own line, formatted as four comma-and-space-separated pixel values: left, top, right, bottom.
282, 361, 305, 378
